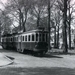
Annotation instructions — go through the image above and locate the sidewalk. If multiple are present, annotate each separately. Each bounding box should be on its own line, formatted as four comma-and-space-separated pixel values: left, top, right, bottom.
0, 53, 14, 67
0, 46, 14, 67
48, 48, 75, 56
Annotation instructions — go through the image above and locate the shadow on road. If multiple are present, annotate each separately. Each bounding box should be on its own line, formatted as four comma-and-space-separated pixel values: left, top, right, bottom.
49, 52, 75, 55
0, 49, 63, 58
37, 54, 63, 58
5, 55, 15, 60
0, 48, 17, 52
30, 52, 63, 58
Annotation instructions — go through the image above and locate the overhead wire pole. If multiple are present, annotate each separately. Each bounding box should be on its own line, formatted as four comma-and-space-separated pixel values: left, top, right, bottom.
48, 0, 51, 50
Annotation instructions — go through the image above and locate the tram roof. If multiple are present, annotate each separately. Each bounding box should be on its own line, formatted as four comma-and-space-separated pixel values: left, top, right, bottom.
2, 29, 48, 37
19, 29, 48, 34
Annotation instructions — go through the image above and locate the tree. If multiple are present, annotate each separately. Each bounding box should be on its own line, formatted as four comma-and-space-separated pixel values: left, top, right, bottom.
0, 10, 12, 35
53, 10, 61, 48
29, 0, 47, 28
47, 0, 51, 49
67, 0, 75, 49
5, 0, 33, 32
63, 0, 68, 53
47, 0, 55, 49
55, 0, 75, 51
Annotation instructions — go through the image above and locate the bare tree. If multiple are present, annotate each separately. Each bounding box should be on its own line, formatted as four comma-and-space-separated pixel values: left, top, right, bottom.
5, 0, 33, 32
0, 10, 12, 35
67, 0, 75, 49
63, 0, 68, 53
47, 0, 55, 49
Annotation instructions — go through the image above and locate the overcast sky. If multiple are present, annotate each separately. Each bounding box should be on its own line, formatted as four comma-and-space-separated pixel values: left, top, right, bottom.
0, 0, 7, 3
0, 0, 7, 10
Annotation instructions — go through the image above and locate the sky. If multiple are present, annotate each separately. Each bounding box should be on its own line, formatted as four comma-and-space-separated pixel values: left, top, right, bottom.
0, 0, 7, 3
0, 0, 7, 10
0, 0, 75, 28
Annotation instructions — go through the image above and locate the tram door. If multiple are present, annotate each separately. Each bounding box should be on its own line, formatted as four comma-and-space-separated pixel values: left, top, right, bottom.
18, 35, 22, 51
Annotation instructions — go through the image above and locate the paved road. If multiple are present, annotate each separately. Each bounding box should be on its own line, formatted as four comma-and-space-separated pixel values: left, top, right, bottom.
0, 47, 75, 75
0, 67, 75, 75
0, 48, 75, 68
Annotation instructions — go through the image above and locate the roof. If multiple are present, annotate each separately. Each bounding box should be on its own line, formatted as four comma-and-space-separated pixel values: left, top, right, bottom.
2, 29, 48, 37
21, 29, 48, 34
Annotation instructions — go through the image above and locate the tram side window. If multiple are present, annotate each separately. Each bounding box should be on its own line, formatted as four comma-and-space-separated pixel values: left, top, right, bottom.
28, 35, 30, 41
32, 34, 34, 41
42, 34, 45, 42
20, 36, 21, 41
14, 37, 16, 41
22, 36, 24, 41
25, 36, 27, 41
7, 38, 8, 42
17, 37, 18, 41
3, 39, 4, 42
11, 38, 12, 42
36, 33, 38, 41
2, 39, 4, 42
9, 38, 10, 42
15, 37, 16, 42
15, 37, 16, 41
13, 37, 15, 42
16, 37, 17, 42
46, 34, 47, 42
8, 38, 9, 42
39, 34, 42, 41
4, 38, 5, 42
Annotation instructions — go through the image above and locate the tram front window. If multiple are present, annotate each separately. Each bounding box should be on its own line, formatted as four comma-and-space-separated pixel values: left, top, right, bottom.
42, 33, 45, 42
32, 34, 34, 41
36, 33, 47, 42
46, 34, 47, 42
36, 33, 38, 41
39, 34, 42, 41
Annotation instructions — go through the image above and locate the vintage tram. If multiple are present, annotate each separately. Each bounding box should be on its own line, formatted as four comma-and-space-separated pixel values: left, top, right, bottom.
1, 28, 48, 55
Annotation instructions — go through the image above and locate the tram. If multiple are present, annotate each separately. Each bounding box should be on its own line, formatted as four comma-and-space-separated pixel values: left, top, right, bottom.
1, 28, 48, 55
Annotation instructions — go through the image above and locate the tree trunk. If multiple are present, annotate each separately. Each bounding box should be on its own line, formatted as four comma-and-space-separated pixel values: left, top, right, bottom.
37, 14, 40, 27
48, 0, 51, 50
68, 1, 71, 49
63, 0, 68, 53
23, 12, 27, 32
19, 9, 22, 31
54, 26, 57, 48
57, 25, 59, 49
0, 22, 1, 43
68, 19, 71, 49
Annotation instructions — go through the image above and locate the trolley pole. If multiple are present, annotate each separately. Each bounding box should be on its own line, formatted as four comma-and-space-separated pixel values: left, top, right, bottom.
48, 0, 51, 50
